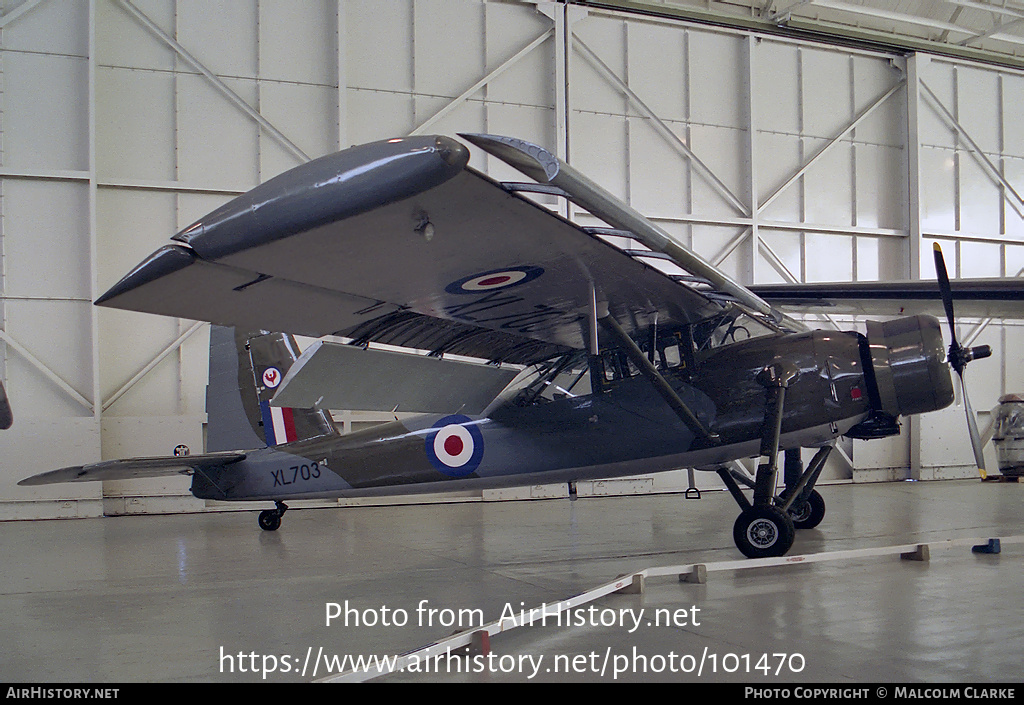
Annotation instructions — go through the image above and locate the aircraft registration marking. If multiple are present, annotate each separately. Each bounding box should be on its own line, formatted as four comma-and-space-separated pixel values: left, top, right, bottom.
270, 461, 322, 487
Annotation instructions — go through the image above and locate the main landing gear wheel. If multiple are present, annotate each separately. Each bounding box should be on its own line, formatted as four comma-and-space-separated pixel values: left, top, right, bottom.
787, 489, 826, 530
257, 501, 288, 531
733, 506, 795, 559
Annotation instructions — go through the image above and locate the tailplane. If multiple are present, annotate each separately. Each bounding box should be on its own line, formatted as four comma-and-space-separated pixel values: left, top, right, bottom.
207, 326, 338, 451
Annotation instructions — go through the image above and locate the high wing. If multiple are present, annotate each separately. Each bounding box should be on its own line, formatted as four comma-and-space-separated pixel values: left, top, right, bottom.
92, 132, 1021, 369
751, 279, 1024, 319
95, 135, 779, 366
17, 451, 246, 486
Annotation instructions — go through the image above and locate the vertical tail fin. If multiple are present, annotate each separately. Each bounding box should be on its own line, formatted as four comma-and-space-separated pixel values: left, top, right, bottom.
206, 326, 338, 451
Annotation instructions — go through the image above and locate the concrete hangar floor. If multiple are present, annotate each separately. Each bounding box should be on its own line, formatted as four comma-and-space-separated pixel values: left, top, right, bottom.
2, 478, 1022, 684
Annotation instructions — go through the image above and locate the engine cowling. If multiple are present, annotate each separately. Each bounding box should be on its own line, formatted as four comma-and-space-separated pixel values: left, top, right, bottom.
863, 315, 954, 418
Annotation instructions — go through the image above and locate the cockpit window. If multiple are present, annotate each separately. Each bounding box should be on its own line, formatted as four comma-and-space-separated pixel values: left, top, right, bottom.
691, 308, 777, 356
498, 307, 780, 407
504, 351, 592, 406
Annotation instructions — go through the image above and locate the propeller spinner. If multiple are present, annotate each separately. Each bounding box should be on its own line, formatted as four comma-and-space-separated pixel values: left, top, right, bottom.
933, 243, 993, 478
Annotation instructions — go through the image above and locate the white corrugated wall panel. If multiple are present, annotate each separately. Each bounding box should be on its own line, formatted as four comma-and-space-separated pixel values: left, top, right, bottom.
3, 0, 1024, 517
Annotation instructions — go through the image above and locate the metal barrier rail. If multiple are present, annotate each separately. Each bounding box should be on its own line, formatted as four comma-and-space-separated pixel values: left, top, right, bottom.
318, 534, 1021, 682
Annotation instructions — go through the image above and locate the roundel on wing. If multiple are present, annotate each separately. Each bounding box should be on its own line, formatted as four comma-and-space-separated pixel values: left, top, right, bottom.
445, 266, 543, 295
425, 415, 484, 477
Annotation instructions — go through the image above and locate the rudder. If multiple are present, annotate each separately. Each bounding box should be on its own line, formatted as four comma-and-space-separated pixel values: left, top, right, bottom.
206, 326, 338, 451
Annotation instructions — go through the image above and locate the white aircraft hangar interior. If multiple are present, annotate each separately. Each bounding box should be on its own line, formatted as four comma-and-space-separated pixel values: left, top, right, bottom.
2, 0, 1024, 684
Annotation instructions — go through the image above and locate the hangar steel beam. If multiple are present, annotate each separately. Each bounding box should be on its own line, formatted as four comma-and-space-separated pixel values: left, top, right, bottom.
937, 6, 965, 44
0, 169, 249, 197
113, 0, 311, 164
646, 213, 907, 239
756, 239, 843, 331
801, 0, 986, 41
409, 28, 554, 137
96, 178, 247, 196
572, 34, 749, 216
538, 0, 586, 174
920, 80, 1024, 220
88, 0, 100, 426
958, 267, 1024, 349
710, 228, 752, 268
101, 322, 206, 413
744, 35, 760, 284
757, 79, 905, 214
944, 0, 1024, 22
905, 55, 924, 478
0, 0, 44, 28
923, 228, 1024, 248
757, 239, 799, 284
959, 16, 1024, 47
337, 1, 347, 149
0, 167, 89, 181
0, 330, 93, 412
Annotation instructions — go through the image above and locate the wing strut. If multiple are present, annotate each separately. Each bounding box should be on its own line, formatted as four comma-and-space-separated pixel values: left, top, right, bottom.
598, 314, 719, 444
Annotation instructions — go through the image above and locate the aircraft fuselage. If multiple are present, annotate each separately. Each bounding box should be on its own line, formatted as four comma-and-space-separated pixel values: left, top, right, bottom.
190, 327, 891, 502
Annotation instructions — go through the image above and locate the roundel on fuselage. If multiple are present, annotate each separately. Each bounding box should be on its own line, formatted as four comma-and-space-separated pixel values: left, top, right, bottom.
425, 415, 484, 477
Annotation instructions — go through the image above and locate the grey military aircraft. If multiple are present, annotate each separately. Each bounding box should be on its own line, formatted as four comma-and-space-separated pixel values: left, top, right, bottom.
19, 134, 1024, 558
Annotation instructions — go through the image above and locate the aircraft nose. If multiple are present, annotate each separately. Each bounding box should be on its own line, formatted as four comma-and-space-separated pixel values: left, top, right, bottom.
865, 314, 954, 417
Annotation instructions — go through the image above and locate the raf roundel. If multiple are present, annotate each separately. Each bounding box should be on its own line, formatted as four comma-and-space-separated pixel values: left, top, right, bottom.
445, 266, 543, 295
262, 366, 282, 389
425, 415, 484, 477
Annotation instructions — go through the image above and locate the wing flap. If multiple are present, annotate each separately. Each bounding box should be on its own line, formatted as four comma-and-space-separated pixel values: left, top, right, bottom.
17, 451, 246, 486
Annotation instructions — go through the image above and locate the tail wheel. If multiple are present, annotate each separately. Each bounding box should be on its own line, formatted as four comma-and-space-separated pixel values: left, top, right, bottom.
258, 509, 281, 531
733, 505, 795, 559
787, 489, 826, 530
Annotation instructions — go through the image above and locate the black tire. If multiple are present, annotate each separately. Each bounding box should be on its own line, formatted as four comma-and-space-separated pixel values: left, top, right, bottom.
788, 489, 826, 530
258, 509, 281, 531
733, 505, 795, 559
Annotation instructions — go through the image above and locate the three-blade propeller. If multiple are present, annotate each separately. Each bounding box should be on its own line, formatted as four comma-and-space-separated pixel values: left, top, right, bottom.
933, 243, 992, 478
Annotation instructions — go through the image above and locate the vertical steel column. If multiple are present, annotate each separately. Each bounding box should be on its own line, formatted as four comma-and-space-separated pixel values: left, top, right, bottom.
538, 1, 586, 220
906, 54, 924, 282
554, 2, 570, 164
744, 35, 759, 284
337, 0, 347, 151
88, 0, 100, 428
906, 54, 925, 480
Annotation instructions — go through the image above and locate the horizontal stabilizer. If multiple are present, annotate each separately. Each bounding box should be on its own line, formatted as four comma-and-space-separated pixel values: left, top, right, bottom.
18, 451, 246, 486
271, 341, 519, 414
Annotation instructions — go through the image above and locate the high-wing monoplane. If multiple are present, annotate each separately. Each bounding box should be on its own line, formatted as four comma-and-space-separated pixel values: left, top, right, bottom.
20, 135, 1024, 558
